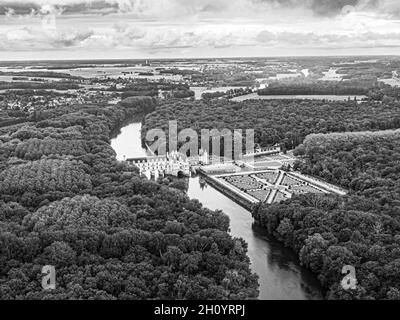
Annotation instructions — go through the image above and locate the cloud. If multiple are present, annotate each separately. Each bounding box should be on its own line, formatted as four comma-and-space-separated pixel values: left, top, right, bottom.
0, 0, 400, 58
0, 25, 95, 50
0, 0, 119, 17
255, 29, 400, 50
52, 29, 94, 47
0, 0, 394, 18
0, 2, 40, 16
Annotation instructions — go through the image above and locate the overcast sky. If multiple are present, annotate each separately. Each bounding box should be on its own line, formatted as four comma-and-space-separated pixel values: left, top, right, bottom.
0, 0, 400, 60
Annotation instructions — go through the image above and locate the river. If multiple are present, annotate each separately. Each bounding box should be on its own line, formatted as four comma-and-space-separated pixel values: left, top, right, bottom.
111, 121, 324, 300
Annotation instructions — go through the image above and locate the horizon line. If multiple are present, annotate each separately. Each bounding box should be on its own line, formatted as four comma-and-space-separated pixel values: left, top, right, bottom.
0, 53, 399, 63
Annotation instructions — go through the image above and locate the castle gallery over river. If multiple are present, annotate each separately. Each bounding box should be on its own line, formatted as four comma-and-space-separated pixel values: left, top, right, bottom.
126, 146, 346, 209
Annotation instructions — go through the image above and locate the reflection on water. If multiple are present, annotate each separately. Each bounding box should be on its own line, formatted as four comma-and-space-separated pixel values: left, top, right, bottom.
187, 176, 323, 300
111, 121, 324, 300
111, 122, 147, 160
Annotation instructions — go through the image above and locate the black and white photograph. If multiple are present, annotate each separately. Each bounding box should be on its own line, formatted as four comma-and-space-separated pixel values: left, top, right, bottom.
0, 0, 400, 308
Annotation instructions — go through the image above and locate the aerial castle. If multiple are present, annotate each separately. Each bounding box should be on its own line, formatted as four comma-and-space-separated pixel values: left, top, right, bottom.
126, 149, 209, 180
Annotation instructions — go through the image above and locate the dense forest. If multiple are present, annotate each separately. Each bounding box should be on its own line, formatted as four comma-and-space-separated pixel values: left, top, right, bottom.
293, 129, 400, 213
252, 128, 400, 299
252, 192, 400, 299
142, 99, 400, 151
2, 83, 400, 299
0, 96, 258, 299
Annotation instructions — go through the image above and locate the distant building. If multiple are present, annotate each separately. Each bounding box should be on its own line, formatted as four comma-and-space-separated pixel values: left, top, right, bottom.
243, 145, 281, 158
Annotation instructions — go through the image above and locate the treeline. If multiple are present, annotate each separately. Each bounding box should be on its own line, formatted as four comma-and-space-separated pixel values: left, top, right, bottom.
194, 71, 256, 87
257, 81, 369, 96
201, 91, 226, 100
257, 80, 400, 101
0, 96, 258, 299
111, 79, 195, 99
0, 81, 81, 91
0, 118, 29, 128
142, 99, 400, 151
158, 68, 200, 76
201, 88, 253, 101
0, 71, 82, 80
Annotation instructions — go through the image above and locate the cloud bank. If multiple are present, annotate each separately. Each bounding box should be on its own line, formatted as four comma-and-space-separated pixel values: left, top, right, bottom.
0, 0, 400, 59
1, 0, 398, 18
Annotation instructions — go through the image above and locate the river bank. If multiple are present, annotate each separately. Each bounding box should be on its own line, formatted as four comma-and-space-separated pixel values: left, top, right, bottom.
111, 119, 324, 300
